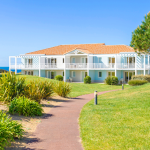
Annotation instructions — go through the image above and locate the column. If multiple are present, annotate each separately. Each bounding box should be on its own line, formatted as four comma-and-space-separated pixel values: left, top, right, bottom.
39, 56, 41, 77
15, 56, 17, 74
87, 55, 90, 76
135, 54, 137, 75
64, 55, 66, 82
144, 54, 146, 75
128, 56, 129, 68
115, 54, 117, 77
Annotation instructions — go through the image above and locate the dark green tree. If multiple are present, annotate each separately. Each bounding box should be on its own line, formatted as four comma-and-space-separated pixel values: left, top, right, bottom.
130, 12, 150, 54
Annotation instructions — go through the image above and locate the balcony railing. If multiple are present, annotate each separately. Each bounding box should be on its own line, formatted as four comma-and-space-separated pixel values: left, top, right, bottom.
10, 63, 150, 70
89, 63, 115, 69
117, 63, 135, 69
40, 63, 64, 69
66, 63, 87, 69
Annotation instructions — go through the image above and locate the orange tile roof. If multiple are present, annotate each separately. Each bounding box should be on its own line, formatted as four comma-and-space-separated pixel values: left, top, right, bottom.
26, 43, 135, 55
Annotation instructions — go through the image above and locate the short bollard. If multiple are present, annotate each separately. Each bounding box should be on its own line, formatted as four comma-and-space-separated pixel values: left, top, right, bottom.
122, 84, 124, 90
94, 91, 97, 105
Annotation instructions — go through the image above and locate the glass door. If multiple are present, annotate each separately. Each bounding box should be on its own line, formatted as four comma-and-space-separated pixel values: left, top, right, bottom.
125, 72, 128, 83
51, 72, 54, 79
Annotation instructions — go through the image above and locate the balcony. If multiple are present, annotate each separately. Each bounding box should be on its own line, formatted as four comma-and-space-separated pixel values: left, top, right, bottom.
117, 63, 135, 69
89, 63, 115, 69
66, 63, 87, 69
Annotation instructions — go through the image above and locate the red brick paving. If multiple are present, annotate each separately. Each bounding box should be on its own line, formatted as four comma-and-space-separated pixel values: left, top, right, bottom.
27, 90, 118, 150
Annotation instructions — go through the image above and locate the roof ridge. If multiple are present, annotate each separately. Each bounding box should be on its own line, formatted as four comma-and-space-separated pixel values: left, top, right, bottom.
60, 43, 105, 46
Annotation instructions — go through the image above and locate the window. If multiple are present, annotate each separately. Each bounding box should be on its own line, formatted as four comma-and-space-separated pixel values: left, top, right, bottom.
98, 57, 102, 63
72, 58, 75, 63
62, 71, 64, 76
98, 72, 102, 77
72, 71, 76, 77
63, 58, 64, 63
28, 59, 33, 65
108, 72, 115, 77
25, 71, 33, 76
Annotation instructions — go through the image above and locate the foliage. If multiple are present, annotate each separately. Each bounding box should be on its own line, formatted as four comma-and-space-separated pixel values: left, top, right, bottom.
132, 74, 150, 82
9, 97, 43, 117
0, 72, 25, 102
128, 80, 148, 86
130, 12, 150, 54
55, 75, 63, 81
84, 76, 91, 84
0, 111, 24, 150
79, 83, 150, 149
39, 80, 54, 99
24, 80, 54, 103
17, 75, 128, 98
54, 81, 71, 97
105, 76, 118, 85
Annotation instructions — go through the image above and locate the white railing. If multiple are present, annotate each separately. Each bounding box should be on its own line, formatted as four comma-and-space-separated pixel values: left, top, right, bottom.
10, 64, 39, 69
117, 63, 135, 69
66, 63, 87, 69
41, 63, 64, 69
89, 63, 115, 69
9, 62, 150, 70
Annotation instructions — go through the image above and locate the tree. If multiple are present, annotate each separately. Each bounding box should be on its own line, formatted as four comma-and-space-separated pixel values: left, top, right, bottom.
130, 12, 150, 54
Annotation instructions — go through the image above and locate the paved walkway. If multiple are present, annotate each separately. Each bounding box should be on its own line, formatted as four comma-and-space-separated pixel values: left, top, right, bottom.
26, 90, 118, 150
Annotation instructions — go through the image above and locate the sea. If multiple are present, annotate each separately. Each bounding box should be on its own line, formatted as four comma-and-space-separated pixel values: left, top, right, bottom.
0, 67, 21, 73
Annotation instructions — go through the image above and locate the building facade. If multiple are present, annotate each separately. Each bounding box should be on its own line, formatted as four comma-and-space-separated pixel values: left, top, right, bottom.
9, 43, 150, 83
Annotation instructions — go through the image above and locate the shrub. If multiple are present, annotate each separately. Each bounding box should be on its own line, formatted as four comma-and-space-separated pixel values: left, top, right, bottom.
132, 75, 150, 82
105, 76, 118, 85
0, 72, 25, 102
54, 81, 71, 97
84, 76, 91, 84
0, 111, 24, 150
55, 75, 63, 81
24, 80, 54, 103
128, 80, 148, 86
9, 97, 43, 117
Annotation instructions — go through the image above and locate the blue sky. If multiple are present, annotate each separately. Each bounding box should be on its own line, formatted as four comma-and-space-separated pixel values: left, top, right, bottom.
0, 0, 150, 66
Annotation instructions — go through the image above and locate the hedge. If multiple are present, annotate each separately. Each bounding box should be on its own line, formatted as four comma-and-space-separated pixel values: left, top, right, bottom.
128, 80, 148, 86
132, 75, 150, 82
105, 76, 118, 85
84, 76, 91, 84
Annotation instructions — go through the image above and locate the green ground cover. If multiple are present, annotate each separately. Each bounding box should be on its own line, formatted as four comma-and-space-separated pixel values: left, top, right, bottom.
79, 83, 150, 150
16, 75, 128, 97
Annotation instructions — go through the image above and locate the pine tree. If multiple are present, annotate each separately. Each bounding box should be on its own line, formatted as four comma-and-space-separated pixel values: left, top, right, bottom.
130, 12, 150, 54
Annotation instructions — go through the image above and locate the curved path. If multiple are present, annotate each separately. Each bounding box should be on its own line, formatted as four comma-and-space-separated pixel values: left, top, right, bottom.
26, 90, 118, 150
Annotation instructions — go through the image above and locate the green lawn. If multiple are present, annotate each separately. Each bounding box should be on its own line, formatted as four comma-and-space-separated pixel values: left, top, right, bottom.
16, 75, 128, 97
79, 83, 150, 150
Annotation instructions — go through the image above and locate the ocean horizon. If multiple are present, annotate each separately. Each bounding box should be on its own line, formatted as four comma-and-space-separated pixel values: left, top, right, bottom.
0, 67, 21, 73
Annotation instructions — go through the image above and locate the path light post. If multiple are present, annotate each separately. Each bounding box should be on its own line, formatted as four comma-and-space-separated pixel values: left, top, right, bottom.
94, 91, 97, 105
122, 83, 124, 90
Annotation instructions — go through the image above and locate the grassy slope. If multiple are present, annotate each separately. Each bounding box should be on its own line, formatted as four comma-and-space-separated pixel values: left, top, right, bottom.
17, 75, 128, 97
79, 83, 150, 150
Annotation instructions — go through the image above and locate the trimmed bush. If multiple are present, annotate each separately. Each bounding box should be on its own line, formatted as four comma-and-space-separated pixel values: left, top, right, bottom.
0, 111, 24, 150
0, 72, 25, 102
105, 76, 118, 85
132, 75, 150, 82
54, 81, 71, 97
55, 75, 63, 81
128, 80, 148, 86
84, 76, 91, 84
9, 97, 43, 117
24, 80, 54, 103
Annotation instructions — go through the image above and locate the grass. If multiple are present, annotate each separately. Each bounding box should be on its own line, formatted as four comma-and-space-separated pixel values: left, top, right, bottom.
16, 75, 128, 97
79, 83, 150, 150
